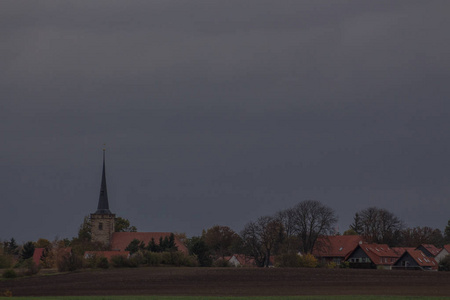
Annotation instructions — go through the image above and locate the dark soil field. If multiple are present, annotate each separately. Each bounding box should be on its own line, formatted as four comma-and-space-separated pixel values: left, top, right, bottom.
2, 268, 450, 297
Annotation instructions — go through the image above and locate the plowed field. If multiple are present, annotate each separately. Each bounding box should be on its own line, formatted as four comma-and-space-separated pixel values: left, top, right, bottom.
2, 268, 450, 297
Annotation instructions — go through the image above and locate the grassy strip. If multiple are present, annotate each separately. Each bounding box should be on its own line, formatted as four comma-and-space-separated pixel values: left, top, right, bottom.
1, 296, 450, 300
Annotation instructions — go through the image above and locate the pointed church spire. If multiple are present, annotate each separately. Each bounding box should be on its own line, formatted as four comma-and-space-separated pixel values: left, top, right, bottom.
95, 147, 112, 214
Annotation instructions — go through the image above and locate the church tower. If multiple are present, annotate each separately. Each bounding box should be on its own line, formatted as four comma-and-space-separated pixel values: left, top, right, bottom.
90, 148, 115, 245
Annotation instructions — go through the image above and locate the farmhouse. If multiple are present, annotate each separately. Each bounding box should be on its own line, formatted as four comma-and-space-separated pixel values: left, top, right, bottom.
393, 249, 438, 271
346, 243, 399, 269
32, 248, 45, 266
435, 245, 450, 263
312, 235, 363, 265
223, 254, 257, 267
416, 244, 441, 258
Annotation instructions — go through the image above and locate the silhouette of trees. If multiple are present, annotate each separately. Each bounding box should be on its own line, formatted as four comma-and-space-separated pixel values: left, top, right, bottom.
241, 215, 284, 267
290, 200, 338, 254
352, 207, 404, 245
400, 226, 444, 247
21, 241, 35, 260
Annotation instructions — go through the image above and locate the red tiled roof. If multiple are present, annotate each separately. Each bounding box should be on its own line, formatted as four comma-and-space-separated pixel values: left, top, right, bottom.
313, 235, 363, 259
32, 248, 45, 266
358, 244, 400, 265
443, 245, 450, 253
392, 247, 416, 256
402, 249, 438, 270
110, 232, 188, 254
418, 244, 441, 256
84, 251, 130, 261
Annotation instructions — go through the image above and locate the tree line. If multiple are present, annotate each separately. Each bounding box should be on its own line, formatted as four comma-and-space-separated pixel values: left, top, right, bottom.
2, 200, 450, 271
186, 200, 450, 267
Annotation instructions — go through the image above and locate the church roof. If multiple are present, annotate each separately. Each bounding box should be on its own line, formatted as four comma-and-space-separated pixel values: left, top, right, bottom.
95, 149, 112, 214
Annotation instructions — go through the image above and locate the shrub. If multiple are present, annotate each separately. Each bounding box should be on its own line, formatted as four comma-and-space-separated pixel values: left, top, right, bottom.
439, 254, 450, 271
298, 254, 318, 268
143, 251, 162, 266
275, 253, 301, 267
111, 255, 129, 268
127, 256, 140, 268
57, 253, 82, 272
212, 259, 231, 267
2, 269, 17, 279
161, 251, 197, 267
340, 261, 350, 269
85, 254, 101, 269
0, 254, 13, 269
23, 258, 40, 276
325, 262, 337, 269
3, 289, 13, 297
97, 257, 109, 269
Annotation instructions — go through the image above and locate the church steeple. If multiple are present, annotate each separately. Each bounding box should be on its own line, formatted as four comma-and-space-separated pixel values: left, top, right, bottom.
95, 148, 112, 214
90, 147, 115, 245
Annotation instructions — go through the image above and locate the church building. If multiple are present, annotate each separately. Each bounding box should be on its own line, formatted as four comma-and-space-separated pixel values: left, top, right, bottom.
89, 150, 188, 254
90, 149, 115, 245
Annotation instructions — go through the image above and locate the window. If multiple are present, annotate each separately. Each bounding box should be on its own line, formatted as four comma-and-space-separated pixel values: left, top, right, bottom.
99, 222, 103, 230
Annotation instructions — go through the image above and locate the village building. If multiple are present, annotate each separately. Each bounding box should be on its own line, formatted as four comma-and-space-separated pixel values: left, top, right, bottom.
393, 249, 438, 271
90, 149, 115, 245
416, 244, 441, 258
223, 254, 257, 267
434, 245, 450, 263
346, 244, 400, 269
312, 235, 363, 265
32, 248, 45, 266
391, 247, 416, 257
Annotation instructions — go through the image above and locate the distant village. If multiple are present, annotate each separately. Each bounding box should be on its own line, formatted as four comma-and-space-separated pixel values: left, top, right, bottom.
2, 151, 450, 277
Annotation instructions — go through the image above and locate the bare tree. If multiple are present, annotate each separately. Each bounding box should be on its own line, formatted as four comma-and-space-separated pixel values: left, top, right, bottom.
400, 227, 444, 247
291, 200, 338, 254
276, 208, 300, 254
356, 207, 404, 245
241, 216, 284, 267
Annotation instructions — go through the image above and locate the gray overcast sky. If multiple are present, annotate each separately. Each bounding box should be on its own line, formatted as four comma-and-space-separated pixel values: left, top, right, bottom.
1, 1, 450, 243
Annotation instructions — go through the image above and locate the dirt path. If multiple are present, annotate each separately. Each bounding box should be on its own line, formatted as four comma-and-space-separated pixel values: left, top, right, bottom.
2, 268, 450, 297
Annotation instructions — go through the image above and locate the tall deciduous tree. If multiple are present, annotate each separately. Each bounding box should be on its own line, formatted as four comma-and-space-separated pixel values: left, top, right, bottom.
203, 225, 240, 259
115, 217, 137, 232
241, 216, 284, 267
354, 207, 404, 245
400, 226, 444, 247
78, 215, 92, 241
291, 200, 338, 254
276, 208, 300, 254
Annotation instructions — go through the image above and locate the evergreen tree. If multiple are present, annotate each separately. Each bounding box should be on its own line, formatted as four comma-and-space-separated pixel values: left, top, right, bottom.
147, 238, 160, 252
5, 238, 19, 256
21, 241, 35, 260
187, 236, 212, 267
125, 239, 145, 254
444, 220, 450, 243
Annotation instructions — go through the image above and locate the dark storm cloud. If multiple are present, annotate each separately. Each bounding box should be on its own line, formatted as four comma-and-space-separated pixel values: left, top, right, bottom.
1, 1, 450, 242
